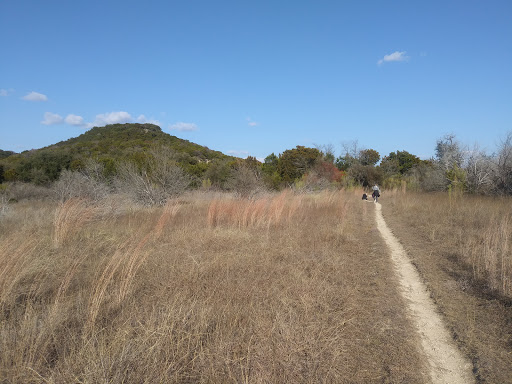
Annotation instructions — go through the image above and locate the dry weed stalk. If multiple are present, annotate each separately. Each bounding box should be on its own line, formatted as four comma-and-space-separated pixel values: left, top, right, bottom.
53, 198, 97, 247
0, 237, 41, 305
251, 198, 268, 226
207, 198, 218, 227
388, 192, 512, 297
206, 190, 307, 229
268, 189, 289, 225
2, 191, 430, 383
86, 200, 181, 332
86, 242, 128, 333
481, 215, 511, 294
287, 195, 303, 223
52, 252, 89, 311
154, 200, 181, 238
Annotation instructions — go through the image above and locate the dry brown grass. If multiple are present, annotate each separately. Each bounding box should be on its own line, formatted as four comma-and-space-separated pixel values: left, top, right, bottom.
1, 191, 427, 383
382, 191, 512, 383
52, 198, 99, 248
383, 190, 512, 297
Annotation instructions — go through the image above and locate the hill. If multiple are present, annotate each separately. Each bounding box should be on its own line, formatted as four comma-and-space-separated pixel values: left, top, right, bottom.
0, 123, 235, 184
0, 150, 16, 160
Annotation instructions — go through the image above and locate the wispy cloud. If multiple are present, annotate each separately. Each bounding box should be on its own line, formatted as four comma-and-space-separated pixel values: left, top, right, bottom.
377, 51, 409, 65
227, 150, 250, 157
137, 114, 160, 125
0, 89, 11, 97
246, 117, 259, 127
23, 91, 48, 101
168, 122, 198, 131
41, 112, 63, 125
65, 114, 86, 126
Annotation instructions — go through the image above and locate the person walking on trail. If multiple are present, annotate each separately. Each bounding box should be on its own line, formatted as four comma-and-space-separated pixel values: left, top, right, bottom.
372, 184, 381, 203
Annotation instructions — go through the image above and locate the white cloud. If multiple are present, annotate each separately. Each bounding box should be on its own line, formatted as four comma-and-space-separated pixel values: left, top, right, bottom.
82, 111, 163, 129
65, 114, 85, 126
23, 91, 48, 101
168, 122, 198, 131
377, 51, 409, 65
137, 114, 160, 125
91, 111, 133, 127
41, 112, 63, 125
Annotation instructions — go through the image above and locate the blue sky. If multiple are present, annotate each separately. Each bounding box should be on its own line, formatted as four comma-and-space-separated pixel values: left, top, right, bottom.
1, 0, 511, 161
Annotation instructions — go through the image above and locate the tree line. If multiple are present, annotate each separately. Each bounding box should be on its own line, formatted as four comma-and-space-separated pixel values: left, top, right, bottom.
1, 131, 511, 205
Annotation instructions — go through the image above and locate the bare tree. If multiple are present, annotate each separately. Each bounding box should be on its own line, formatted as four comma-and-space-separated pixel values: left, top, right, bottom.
115, 162, 160, 205
340, 140, 361, 158
227, 165, 265, 197
114, 148, 192, 205
314, 143, 336, 163
435, 134, 465, 171
149, 148, 193, 197
495, 132, 512, 195
465, 145, 496, 194
53, 160, 111, 202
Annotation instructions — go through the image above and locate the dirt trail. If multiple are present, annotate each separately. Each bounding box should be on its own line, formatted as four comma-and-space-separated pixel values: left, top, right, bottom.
374, 203, 474, 384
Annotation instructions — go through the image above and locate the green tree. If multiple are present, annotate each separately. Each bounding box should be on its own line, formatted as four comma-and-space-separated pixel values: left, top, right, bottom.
278, 146, 321, 183
15, 152, 72, 184
348, 163, 382, 187
244, 156, 260, 170
358, 149, 380, 166
0, 150, 15, 160
380, 150, 422, 175
335, 154, 356, 171
204, 159, 232, 188
262, 153, 279, 174
261, 153, 281, 189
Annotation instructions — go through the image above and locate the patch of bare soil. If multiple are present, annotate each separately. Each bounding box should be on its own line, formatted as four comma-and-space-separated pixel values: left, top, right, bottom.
375, 203, 474, 384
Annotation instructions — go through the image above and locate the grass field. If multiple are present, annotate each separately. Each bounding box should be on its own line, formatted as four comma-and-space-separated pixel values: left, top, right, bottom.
381, 191, 512, 383
0, 191, 428, 383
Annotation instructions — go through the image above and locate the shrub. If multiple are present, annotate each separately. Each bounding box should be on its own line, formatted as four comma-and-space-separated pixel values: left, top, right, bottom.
114, 161, 191, 206
53, 170, 111, 202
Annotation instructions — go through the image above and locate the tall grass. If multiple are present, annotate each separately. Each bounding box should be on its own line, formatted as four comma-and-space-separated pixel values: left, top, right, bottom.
207, 190, 306, 229
0, 191, 425, 383
384, 192, 512, 297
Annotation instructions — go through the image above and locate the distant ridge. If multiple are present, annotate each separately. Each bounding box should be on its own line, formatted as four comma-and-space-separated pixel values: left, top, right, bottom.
0, 123, 234, 183
48, 123, 227, 161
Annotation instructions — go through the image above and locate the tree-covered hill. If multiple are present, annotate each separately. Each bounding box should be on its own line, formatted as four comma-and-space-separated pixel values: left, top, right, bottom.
0, 123, 234, 184
0, 150, 16, 160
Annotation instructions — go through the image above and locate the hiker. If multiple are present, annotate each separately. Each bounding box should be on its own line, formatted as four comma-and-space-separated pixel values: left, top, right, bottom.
372, 184, 381, 203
